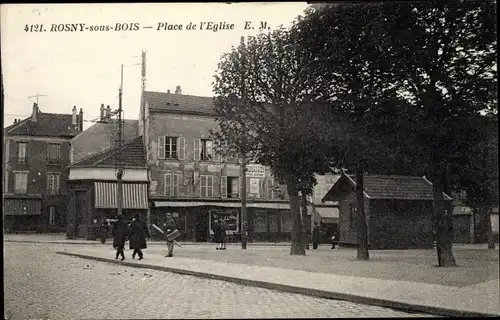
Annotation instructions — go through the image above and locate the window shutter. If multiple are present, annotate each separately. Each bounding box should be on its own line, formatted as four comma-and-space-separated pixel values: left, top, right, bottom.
194, 139, 201, 161
259, 179, 265, 198
55, 174, 60, 194
209, 176, 214, 197
47, 175, 51, 193
220, 176, 227, 198
164, 173, 172, 196
158, 136, 166, 159
173, 174, 179, 197
178, 137, 186, 161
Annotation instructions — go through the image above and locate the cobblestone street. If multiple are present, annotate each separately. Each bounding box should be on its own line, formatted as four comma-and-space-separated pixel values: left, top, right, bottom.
4, 243, 431, 319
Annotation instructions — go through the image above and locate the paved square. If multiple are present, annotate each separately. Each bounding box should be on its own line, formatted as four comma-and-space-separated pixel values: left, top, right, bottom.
4, 243, 432, 319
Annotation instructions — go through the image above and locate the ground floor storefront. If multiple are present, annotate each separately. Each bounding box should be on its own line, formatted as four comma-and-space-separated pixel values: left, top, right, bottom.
151, 200, 299, 243
4, 196, 67, 233
66, 180, 149, 239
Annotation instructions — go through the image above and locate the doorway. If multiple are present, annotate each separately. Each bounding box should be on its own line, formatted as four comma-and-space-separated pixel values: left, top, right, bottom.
194, 208, 209, 242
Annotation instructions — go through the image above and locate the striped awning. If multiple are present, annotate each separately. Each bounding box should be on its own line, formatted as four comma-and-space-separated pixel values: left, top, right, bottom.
95, 182, 148, 209
4, 199, 42, 216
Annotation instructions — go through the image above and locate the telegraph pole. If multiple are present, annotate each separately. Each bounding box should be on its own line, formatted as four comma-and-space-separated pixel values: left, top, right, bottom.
140, 51, 151, 229
240, 154, 248, 249
117, 65, 124, 216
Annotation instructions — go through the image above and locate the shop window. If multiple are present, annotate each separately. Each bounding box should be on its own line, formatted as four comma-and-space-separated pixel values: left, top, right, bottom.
253, 211, 267, 233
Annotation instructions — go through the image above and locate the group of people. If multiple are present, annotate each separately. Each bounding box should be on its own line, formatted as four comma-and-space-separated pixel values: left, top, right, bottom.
212, 217, 228, 250
111, 212, 179, 260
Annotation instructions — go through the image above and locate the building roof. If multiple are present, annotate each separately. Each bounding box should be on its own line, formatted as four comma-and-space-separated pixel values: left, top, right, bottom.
71, 120, 139, 164
322, 173, 453, 202
71, 136, 146, 168
144, 90, 216, 116
5, 110, 82, 138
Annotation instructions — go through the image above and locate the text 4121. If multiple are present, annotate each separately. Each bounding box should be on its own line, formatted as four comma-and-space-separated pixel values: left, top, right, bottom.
25, 24, 45, 32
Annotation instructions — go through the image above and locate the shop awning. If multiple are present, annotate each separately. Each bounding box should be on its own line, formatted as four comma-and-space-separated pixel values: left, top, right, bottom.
95, 182, 148, 209
4, 199, 42, 216
154, 201, 290, 210
314, 207, 339, 223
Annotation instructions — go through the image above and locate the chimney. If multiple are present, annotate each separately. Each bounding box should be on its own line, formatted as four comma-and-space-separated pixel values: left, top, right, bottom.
79, 108, 84, 131
72, 106, 77, 126
13, 119, 17, 124
105, 105, 111, 121
175, 85, 182, 95
167, 89, 171, 94
100, 104, 105, 121
31, 102, 38, 122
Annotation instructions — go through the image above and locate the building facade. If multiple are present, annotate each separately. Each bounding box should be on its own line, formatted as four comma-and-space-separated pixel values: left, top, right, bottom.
66, 106, 148, 239
3, 103, 83, 233
140, 88, 304, 242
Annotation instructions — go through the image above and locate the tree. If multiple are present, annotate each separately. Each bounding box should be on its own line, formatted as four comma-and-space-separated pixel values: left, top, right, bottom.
292, 0, 497, 264
211, 31, 343, 255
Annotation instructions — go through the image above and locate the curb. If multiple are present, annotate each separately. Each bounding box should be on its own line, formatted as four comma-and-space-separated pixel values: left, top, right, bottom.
5, 239, 330, 247
55, 251, 498, 318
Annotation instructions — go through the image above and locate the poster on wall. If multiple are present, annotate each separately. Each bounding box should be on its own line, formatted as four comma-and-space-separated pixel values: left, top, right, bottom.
209, 209, 240, 235
249, 178, 260, 194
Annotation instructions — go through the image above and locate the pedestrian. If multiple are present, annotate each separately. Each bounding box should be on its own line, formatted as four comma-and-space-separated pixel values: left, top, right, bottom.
213, 218, 221, 250
312, 221, 320, 250
331, 235, 337, 249
163, 212, 179, 257
129, 213, 150, 260
219, 219, 228, 250
112, 214, 128, 261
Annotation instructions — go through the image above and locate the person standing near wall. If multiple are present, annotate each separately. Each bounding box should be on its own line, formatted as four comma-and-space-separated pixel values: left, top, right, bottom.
312, 221, 320, 250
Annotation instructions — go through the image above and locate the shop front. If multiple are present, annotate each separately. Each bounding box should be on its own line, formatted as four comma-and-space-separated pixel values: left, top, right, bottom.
3, 197, 42, 233
67, 180, 149, 239
152, 200, 293, 243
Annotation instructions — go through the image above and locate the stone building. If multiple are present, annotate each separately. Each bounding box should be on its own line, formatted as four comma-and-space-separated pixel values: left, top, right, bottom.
3, 102, 83, 233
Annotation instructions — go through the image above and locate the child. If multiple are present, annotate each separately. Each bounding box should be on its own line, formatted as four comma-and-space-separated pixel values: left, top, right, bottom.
331, 235, 337, 249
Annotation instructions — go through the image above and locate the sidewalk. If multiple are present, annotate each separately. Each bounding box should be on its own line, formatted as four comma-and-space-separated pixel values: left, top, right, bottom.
3, 233, 296, 247
54, 246, 499, 318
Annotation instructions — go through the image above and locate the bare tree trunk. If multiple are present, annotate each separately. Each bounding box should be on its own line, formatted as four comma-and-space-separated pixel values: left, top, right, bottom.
355, 167, 369, 260
301, 192, 310, 250
433, 174, 457, 267
289, 183, 306, 255
486, 207, 495, 249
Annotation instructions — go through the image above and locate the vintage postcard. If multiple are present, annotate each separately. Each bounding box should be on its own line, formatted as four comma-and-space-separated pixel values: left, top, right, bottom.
2, 2, 498, 319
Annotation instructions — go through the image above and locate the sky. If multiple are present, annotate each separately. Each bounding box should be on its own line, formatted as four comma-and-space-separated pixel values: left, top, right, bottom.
1, 2, 310, 129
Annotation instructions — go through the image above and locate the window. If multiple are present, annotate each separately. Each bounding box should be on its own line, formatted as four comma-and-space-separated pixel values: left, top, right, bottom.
200, 139, 213, 161
17, 142, 27, 163
14, 172, 28, 194
47, 173, 60, 195
221, 176, 239, 198
164, 172, 180, 197
349, 203, 358, 230
49, 206, 56, 226
47, 143, 61, 163
266, 178, 274, 199
158, 136, 185, 160
200, 175, 214, 197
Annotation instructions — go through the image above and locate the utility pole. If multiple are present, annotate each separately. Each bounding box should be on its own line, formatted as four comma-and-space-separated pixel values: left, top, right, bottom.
240, 155, 248, 249
140, 51, 151, 229
27, 93, 48, 105
117, 65, 124, 217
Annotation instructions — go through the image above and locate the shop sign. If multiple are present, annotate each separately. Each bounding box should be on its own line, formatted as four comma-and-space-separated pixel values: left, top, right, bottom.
246, 164, 265, 178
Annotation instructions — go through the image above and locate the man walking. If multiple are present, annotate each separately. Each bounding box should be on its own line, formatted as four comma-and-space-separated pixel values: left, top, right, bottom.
112, 214, 128, 261
164, 213, 178, 257
129, 213, 150, 260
